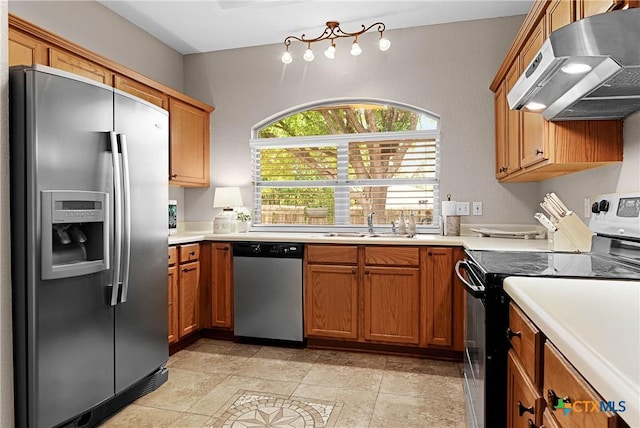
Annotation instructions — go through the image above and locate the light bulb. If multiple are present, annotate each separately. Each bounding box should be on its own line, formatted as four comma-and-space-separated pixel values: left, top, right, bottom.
303, 48, 315, 62
378, 36, 391, 51
281, 51, 292, 64
561, 63, 592, 74
350, 41, 362, 56
324, 44, 336, 59
525, 101, 546, 111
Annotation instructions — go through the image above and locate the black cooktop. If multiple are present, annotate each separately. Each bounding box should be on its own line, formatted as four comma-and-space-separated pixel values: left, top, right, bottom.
465, 250, 640, 284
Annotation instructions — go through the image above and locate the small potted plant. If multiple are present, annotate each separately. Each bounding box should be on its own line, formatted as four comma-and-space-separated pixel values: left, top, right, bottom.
236, 211, 252, 233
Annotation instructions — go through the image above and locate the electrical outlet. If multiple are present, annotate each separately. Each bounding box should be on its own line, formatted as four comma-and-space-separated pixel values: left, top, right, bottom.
456, 202, 470, 216
473, 201, 483, 216
584, 196, 591, 218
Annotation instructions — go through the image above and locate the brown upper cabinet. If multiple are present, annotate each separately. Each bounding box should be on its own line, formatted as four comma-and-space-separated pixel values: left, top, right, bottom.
8, 14, 214, 188
490, 1, 632, 182
114, 75, 169, 110
169, 99, 211, 187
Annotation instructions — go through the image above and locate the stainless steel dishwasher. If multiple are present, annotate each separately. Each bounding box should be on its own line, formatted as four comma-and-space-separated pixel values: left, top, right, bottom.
233, 242, 304, 343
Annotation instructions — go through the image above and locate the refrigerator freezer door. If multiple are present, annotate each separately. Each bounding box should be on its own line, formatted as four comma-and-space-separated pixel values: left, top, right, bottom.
13, 68, 116, 428
113, 91, 169, 393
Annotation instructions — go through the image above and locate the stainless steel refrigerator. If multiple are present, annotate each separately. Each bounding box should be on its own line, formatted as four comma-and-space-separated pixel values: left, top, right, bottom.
9, 65, 169, 428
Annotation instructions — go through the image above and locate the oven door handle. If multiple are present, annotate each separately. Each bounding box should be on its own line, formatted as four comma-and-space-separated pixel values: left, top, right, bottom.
455, 260, 486, 299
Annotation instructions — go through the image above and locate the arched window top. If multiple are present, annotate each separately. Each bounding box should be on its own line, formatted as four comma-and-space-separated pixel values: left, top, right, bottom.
250, 99, 441, 232
254, 99, 439, 138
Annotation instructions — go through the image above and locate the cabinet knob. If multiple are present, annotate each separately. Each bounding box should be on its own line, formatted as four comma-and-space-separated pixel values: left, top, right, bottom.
182, 267, 197, 273
169, 173, 178, 179
222, 246, 229, 251
527, 420, 539, 428
189, 251, 196, 256
506, 327, 521, 341
535, 149, 544, 155
547, 389, 571, 410
518, 401, 535, 417
428, 252, 433, 256
365, 270, 370, 275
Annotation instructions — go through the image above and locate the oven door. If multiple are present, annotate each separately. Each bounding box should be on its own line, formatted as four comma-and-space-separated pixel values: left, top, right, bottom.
456, 260, 486, 428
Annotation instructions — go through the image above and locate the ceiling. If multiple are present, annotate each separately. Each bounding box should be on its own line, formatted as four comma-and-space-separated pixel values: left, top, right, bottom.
98, 0, 533, 55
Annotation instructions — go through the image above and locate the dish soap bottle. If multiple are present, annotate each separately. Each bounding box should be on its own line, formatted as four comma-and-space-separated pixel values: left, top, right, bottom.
408, 211, 416, 237
399, 211, 407, 235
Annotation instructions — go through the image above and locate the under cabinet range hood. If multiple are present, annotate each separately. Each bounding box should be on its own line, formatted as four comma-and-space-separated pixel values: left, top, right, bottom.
507, 8, 640, 121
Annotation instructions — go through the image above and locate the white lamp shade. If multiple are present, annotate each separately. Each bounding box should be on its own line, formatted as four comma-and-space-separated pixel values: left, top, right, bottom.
213, 187, 243, 208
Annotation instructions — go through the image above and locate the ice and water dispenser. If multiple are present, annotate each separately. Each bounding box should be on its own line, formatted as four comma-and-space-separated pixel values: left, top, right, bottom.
41, 190, 109, 279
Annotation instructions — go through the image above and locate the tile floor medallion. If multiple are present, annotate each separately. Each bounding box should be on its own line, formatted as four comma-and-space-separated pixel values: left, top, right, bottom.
212, 390, 342, 428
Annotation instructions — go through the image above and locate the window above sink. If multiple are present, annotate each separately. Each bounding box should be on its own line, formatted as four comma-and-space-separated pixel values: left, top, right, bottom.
250, 99, 441, 234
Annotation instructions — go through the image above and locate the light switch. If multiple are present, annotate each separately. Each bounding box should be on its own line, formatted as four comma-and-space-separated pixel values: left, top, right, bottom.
473, 202, 483, 216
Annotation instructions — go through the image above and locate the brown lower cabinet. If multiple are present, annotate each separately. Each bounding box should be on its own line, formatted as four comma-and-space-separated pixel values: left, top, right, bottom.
507, 302, 629, 428
507, 350, 544, 428
304, 244, 464, 352
211, 243, 233, 328
168, 247, 179, 344
305, 264, 359, 339
167, 244, 202, 340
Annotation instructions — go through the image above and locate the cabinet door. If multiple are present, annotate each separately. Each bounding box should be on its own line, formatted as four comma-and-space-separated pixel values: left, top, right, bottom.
543, 342, 624, 427
578, 0, 624, 18
546, 0, 574, 35
211, 243, 233, 328
505, 61, 522, 175
495, 80, 508, 178
9, 28, 48, 67
423, 248, 455, 348
179, 260, 201, 337
507, 351, 544, 428
114, 74, 168, 110
364, 266, 420, 345
49, 48, 112, 84
169, 98, 210, 187
305, 264, 358, 339
168, 265, 179, 344
519, 20, 548, 168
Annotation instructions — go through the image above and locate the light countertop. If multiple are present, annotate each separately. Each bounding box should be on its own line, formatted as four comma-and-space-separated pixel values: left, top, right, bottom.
168, 231, 550, 252
504, 277, 640, 428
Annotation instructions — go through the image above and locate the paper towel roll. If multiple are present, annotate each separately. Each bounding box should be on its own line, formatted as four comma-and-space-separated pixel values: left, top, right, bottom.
442, 201, 457, 216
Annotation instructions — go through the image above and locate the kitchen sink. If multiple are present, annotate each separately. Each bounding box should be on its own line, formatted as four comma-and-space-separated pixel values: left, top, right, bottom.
367, 233, 414, 238
322, 232, 415, 238
322, 232, 368, 237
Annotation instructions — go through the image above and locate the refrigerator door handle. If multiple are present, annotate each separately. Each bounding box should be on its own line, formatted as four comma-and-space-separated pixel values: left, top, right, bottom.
118, 134, 132, 303
109, 131, 123, 306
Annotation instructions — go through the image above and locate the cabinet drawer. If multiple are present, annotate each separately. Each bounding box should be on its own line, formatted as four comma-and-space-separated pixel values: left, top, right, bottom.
168, 246, 178, 266
507, 350, 544, 427
543, 342, 624, 428
364, 246, 419, 266
509, 302, 543, 387
306, 245, 358, 264
179, 244, 200, 262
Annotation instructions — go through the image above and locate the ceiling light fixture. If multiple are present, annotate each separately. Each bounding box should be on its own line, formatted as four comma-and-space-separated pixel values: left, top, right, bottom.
282, 21, 389, 64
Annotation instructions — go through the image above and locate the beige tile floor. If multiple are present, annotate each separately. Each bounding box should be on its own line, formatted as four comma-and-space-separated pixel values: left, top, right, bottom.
100, 338, 467, 428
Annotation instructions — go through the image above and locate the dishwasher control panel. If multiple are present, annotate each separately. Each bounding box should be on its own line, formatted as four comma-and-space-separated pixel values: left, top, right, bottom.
233, 242, 303, 258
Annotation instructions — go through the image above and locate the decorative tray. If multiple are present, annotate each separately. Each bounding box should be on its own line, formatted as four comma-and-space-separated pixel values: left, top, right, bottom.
470, 228, 539, 239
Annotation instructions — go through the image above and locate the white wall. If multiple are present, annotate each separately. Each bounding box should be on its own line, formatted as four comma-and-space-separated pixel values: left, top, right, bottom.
182, 16, 542, 224
8, 0, 184, 90
1, 0, 14, 425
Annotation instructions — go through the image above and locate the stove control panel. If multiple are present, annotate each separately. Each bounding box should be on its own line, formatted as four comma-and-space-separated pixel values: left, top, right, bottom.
589, 192, 640, 239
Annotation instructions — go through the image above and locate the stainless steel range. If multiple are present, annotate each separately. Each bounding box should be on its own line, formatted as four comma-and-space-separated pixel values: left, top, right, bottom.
455, 192, 640, 428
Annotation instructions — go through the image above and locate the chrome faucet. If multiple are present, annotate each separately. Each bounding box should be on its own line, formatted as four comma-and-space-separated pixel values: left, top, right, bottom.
367, 212, 375, 234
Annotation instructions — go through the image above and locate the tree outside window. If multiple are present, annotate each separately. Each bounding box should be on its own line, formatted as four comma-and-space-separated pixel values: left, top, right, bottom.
251, 101, 440, 231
